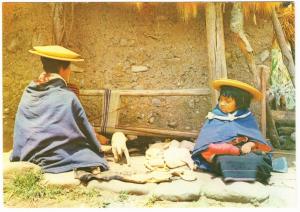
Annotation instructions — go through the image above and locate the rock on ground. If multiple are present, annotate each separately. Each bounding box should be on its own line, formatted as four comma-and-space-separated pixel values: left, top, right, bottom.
151, 179, 202, 201
3, 151, 42, 180
42, 171, 81, 188
202, 178, 269, 203
4, 161, 42, 180
87, 180, 157, 195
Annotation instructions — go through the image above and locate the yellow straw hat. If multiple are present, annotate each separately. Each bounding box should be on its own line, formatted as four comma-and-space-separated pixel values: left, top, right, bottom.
212, 79, 262, 101
29, 45, 84, 62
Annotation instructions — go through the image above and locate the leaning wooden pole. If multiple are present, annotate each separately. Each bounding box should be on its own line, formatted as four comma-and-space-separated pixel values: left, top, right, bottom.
271, 8, 295, 87
205, 3, 228, 107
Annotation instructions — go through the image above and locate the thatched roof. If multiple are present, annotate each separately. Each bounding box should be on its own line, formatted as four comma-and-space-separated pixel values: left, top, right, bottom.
278, 3, 295, 47
133, 2, 294, 46
133, 2, 284, 21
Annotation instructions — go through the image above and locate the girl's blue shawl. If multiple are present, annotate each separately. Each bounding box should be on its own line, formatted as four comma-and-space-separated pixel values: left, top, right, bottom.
192, 106, 272, 171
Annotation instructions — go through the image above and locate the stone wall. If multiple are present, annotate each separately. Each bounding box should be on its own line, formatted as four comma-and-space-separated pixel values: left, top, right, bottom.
2, 3, 273, 151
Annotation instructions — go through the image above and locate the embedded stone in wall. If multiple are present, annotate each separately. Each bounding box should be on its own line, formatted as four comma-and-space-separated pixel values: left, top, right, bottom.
7, 38, 18, 52
148, 116, 155, 124
278, 127, 295, 136
167, 121, 178, 128
120, 38, 128, 46
127, 135, 138, 141
152, 98, 161, 107
291, 132, 295, 142
71, 64, 84, 73
259, 50, 270, 62
131, 65, 148, 73
4, 108, 10, 114
31, 32, 48, 47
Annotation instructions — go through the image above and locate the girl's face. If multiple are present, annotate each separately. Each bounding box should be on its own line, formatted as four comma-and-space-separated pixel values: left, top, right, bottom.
218, 95, 237, 113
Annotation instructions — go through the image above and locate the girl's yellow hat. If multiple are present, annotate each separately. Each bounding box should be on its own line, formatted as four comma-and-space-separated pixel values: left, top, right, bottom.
29, 45, 84, 62
212, 79, 262, 101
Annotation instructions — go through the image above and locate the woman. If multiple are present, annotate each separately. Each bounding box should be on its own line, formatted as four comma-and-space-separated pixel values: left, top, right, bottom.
10, 45, 109, 174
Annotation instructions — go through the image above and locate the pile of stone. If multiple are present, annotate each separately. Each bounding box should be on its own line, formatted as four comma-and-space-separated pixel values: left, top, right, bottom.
272, 110, 295, 150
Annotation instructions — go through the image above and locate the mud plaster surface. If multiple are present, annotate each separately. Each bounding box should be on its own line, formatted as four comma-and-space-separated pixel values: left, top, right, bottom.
3, 3, 273, 151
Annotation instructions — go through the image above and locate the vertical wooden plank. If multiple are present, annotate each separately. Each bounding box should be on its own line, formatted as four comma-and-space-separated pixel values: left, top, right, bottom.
106, 91, 121, 129
206, 3, 227, 108
260, 68, 267, 138
206, 3, 217, 107
216, 3, 228, 79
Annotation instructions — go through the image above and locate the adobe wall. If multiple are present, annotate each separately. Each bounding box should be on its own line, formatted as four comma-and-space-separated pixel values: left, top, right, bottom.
2, 3, 273, 151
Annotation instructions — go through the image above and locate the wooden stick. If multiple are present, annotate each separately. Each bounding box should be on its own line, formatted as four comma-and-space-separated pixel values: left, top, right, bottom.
271, 8, 295, 87
80, 88, 211, 96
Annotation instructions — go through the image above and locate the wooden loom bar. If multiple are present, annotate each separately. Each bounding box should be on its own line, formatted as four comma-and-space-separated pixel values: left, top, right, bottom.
80, 88, 211, 96
94, 126, 199, 139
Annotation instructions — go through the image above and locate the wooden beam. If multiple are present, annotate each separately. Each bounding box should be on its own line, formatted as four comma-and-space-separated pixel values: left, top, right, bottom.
80, 88, 211, 96
94, 127, 161, 137
206, 3, 228, 107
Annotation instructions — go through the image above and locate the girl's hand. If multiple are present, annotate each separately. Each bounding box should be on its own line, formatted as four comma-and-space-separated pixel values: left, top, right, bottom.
241, 142, 255, 154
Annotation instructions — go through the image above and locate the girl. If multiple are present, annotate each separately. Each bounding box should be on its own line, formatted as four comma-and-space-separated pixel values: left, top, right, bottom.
192, 79, 273, 184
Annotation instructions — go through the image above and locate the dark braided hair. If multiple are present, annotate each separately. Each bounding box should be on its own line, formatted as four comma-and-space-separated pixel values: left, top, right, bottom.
219, 86, 252, 110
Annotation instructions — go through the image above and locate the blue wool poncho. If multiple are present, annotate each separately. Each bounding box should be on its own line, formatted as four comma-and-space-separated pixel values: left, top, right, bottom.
192, 106, 272, 171
10, 78, 109, 173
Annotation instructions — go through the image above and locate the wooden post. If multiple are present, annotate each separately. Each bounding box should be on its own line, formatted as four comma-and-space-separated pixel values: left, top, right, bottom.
260, 67, 267, 138
205, 3, 228, 108
258, 65, 280, 148
271, 8, 295, 87
266, 102, 281, 148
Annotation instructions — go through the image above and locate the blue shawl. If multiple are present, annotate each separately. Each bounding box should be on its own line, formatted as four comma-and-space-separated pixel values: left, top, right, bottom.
10, 78, 109, 173
192, 106, 272, 171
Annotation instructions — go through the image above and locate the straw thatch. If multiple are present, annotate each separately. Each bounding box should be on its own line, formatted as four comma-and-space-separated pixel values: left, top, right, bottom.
278, 4, 294, 48
133, 2, 283, 22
